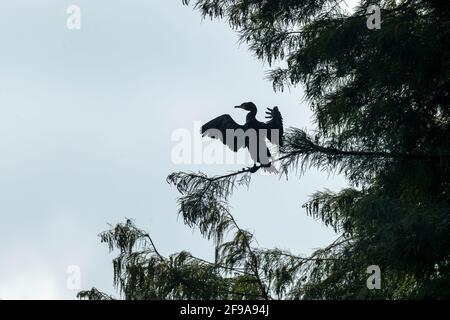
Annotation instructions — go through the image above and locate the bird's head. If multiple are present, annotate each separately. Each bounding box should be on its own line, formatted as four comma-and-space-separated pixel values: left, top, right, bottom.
235, 102, 257, 113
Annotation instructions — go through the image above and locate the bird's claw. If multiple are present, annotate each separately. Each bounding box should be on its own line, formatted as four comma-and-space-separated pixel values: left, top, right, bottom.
247, 165, 259, 173
250, 166, 259, 173
244, 162, 273, 173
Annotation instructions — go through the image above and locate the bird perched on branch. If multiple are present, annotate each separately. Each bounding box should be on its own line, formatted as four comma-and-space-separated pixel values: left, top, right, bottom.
201, 102, 283, 173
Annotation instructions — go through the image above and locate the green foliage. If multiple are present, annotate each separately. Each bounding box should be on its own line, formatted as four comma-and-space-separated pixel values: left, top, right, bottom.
80, 1, 450, 300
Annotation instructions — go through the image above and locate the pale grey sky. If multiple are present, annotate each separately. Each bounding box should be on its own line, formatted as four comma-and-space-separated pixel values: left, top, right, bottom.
0, 0, 348, 299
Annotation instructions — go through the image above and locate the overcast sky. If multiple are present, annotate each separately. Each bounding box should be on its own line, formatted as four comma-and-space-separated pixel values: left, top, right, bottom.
0, 0, 349, 299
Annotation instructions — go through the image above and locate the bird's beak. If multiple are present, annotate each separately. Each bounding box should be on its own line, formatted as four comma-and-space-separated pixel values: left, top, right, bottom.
235, 105, 243, 109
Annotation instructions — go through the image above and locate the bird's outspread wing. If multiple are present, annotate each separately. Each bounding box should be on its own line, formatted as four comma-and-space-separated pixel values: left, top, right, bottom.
201, 114, 245, 152
264, 107, 284, 147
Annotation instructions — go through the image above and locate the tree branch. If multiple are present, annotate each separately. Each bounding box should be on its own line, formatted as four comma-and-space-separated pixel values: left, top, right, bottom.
226, 214, 270, 300
190, 139, 442, 186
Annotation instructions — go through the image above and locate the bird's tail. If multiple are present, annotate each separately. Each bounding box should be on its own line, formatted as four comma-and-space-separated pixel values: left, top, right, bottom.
259, 144, 280, 175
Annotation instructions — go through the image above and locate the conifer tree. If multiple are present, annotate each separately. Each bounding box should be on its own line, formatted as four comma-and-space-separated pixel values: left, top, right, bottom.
79, 0, 450, 300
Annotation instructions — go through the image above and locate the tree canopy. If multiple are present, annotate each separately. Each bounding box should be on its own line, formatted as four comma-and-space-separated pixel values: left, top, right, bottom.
79, 0, 450, 300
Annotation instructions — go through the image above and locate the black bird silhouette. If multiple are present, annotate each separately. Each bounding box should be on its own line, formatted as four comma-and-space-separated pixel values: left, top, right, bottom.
201, 102, 283, 172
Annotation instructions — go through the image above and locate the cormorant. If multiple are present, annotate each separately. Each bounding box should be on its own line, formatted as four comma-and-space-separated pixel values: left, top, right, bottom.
201, 102, 283, 172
